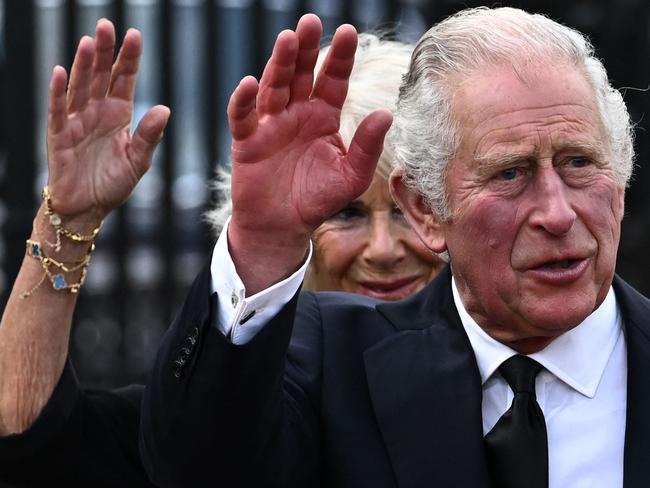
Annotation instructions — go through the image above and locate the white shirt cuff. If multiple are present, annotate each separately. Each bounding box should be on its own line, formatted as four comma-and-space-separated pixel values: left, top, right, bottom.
210, 218, 311, 345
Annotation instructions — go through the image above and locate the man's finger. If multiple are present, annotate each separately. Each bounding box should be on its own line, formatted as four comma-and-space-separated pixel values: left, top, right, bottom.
228, 76, 259, 141
66, 36, 95, 113
311, 24, 357, 110
107, 28, 142, 101
128, 105, 171, 178
90, 18, 117, 100
256, 29, 299, 115
345, 109, 393, 192
288, 14, 323, 104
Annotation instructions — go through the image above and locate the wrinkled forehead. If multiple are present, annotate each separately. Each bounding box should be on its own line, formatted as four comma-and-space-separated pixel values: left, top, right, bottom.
451, 60, 593, 111
449, 62, 608, 155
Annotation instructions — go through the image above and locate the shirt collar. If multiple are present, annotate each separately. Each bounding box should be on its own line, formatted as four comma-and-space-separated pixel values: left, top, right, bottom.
452, 277, 622, 398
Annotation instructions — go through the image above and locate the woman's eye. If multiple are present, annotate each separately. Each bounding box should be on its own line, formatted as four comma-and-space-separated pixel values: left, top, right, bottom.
391, 205, 407, 221
330, 206, 364, 221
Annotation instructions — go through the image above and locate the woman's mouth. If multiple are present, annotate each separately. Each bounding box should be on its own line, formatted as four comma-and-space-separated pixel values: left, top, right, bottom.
357, 276, 423, 301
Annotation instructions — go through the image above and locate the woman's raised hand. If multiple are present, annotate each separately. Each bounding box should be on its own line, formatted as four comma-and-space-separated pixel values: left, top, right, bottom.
46, 19, 170, 223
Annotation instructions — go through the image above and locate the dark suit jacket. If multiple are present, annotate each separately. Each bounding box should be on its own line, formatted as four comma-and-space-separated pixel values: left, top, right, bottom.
0, 363, 155, 487
139, 265, 650, 488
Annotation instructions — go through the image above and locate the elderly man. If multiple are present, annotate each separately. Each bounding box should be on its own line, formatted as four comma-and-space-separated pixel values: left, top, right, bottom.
139, 6, 649, 488
1, 5, 645, 488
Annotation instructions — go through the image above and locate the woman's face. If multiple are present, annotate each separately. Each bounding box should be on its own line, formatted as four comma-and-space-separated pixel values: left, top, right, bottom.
309, 175, 445, 300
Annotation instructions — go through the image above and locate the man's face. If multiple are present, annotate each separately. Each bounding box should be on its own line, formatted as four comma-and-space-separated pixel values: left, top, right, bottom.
439, 64, 625, 352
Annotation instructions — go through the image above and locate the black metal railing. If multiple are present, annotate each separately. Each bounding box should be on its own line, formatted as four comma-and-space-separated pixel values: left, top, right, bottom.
1, 0, 649, 388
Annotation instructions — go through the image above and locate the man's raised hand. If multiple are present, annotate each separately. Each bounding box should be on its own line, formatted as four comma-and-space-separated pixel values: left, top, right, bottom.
227, 14, 393, 293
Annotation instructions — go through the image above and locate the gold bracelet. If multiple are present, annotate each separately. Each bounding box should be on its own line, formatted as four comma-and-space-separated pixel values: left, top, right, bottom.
19, 239, 94, 299
42, 186, 103, 252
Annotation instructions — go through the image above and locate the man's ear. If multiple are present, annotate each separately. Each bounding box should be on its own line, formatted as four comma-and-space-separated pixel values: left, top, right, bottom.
389, 170, 448, 253
617, 185, 625, 222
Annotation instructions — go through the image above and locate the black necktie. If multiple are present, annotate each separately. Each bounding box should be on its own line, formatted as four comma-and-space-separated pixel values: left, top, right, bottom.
484, 355, 548, 488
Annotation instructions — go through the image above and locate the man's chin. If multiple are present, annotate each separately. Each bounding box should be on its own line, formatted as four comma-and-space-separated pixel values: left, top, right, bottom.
521, 300, 594, 333
493, 301, 595, 353
517, 277, 604, 327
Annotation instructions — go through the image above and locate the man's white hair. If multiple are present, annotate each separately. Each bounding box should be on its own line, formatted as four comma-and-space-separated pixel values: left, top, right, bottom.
391, 6, 635, 220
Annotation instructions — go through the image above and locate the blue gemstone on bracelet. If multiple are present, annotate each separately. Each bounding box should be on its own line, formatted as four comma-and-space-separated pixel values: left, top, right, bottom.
52, 274, 66, 289
31, 243, 40, 257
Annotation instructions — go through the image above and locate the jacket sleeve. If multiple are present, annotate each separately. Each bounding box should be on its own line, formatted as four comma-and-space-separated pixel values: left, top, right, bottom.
0, 361, 154, 487
139, 264, 324, 488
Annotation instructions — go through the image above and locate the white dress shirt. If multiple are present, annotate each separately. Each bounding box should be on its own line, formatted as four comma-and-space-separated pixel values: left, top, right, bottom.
210, 222, 627, 486
452, 277, 626, 488
210, 218, 310, 344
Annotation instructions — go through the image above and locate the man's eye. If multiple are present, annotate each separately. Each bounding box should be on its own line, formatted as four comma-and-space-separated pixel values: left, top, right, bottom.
569, 157, 590, 168
498, 168, 520, 180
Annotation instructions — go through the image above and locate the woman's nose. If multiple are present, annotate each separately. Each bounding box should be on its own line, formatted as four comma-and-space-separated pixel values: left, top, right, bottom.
361, 214, 406, 266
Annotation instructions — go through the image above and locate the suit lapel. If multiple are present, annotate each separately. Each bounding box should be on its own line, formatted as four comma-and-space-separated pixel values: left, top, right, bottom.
364, 268, 491, 487
362, 272, 650, 487
615, 276, 650, 488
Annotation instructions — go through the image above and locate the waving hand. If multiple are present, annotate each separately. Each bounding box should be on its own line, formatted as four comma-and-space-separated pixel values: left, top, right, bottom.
227, 14, 393, 293
46, 19, 169, 224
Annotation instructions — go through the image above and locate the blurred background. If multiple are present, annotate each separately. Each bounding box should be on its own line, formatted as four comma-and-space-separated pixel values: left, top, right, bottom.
0, 0, 648, 389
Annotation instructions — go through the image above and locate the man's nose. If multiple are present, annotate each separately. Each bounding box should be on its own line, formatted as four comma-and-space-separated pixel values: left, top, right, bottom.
528, 167, 577, 236
362, 215, 406, 266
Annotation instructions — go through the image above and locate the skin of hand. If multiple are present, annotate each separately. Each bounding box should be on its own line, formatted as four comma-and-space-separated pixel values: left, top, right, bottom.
226, 13, 393, 295
47, 20, 170, 227
0, 19, 169, 434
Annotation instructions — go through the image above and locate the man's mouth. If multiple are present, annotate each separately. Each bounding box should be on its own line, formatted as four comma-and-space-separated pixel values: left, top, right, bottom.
526, 256, 590, 284
542, 259, 578, 269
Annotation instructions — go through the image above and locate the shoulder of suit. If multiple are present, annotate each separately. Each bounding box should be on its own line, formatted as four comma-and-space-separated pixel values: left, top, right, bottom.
299, 289, 381, 310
